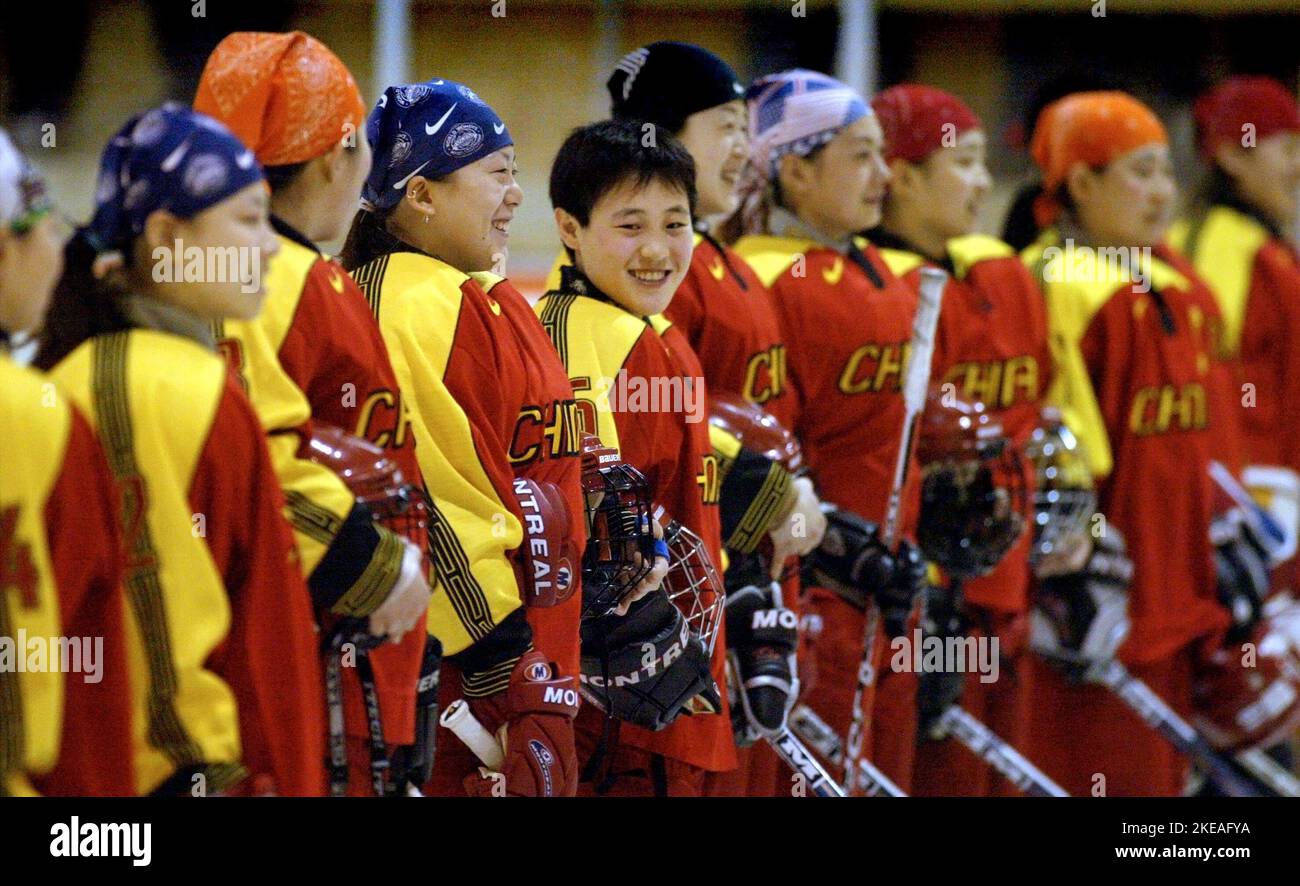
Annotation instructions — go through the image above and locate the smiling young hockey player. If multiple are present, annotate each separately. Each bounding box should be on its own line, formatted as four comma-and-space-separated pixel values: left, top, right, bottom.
37, 105, 326, 796
1168, 77, 1300, 595
729, 70, 929, 792
539, 120, 740, 795
606, 41, 825, 796
342, 79, 588, 797
192, 31, 432, 797
1018, 92, 1231, 795
0, 130, 132, 796
868, 84, 1052, 795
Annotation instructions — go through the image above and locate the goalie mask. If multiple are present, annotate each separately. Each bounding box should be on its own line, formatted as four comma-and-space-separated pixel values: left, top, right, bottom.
916, 387, 1027, 579
1022, 408, 1096, 569
301, 423, 428, 545
580, 434, 657, 618
1192, 614, 1300, 752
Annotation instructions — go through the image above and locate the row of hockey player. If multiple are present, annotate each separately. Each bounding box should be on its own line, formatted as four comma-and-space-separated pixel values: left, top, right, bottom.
2, 31, 1298, 796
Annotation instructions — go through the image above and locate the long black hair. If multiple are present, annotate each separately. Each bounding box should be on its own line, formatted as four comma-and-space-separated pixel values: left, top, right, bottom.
35, 228, 131, 370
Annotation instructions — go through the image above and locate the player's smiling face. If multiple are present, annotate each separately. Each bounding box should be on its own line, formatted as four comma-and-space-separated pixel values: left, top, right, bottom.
402, 146, 521, 273
782, 114, 891, 241
676, 100, 749, 218
557, 176, 694, 316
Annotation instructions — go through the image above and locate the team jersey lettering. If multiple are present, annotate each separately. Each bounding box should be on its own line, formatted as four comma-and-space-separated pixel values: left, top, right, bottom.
696, 454, 722, 506
1128, 383, 1208, 436
837, 342, 912, 395
355, 388, 413, 450
743, 344, 788, 405
509, 399, 582, 465
942, 355, 1041, 409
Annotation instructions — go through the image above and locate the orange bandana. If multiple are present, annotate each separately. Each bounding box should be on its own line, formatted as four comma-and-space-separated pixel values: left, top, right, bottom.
1029, 91, 1167, 227
194, 31, 366, 167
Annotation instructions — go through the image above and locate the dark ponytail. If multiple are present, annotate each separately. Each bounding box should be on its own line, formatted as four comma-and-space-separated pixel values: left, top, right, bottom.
35, 229, 131, 370
338, 207, 408, 272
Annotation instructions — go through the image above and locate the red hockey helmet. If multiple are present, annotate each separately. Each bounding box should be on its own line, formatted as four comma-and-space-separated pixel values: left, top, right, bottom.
916, 385, 1027, 579
510, 477, 578, 608
300, 423, 427, 545
1192, 616, 1300, 752
580, 434, 657, 618
708, 391, 803, 473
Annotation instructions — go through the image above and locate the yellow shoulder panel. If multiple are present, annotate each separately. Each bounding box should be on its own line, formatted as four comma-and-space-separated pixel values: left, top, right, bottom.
946, 234, 1015, 280
249, 234, 319, 351
1169, 207, 1269, 357
543, 251, 569, 292
732, 235, 817, 287
878, 246, 925, 278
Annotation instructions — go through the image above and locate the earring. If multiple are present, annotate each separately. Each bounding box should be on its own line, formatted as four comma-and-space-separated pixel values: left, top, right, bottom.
424, 215, 430, 224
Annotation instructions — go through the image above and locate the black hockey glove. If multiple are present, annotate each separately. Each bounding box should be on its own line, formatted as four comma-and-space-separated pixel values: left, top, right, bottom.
579, 591, 720, 732
1030, 527, 1132, 683
725, 582, 799, 747
805, 505, 927, 639
1211, 507, 1271, 642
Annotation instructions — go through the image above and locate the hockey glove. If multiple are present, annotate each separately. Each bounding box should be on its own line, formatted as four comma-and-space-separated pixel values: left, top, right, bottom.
580, 591, 720, 732
1030, 527, 1132, 682
463, 650, 579, 797
725, 582, 799, 747
916, 583, 968, 739
1212, 506, 1272, 642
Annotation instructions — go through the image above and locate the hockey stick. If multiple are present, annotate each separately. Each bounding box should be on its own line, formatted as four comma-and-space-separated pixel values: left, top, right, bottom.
1234, 747, 1300, 797
791, 703, 908, 796
765, 727, 847, 797
843, 266, 947, 795
934, 705, 1070, 797
1095, 659, 1271, 797
440, 698, 504, 770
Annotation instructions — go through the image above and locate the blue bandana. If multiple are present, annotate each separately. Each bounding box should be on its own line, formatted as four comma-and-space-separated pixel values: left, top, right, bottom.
361, 79, 513, 212
88, 102, 264, 253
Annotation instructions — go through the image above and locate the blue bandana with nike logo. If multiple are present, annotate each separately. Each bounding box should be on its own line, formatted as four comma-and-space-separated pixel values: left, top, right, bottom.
361, 79, 513, 212
89, 102, 264, 252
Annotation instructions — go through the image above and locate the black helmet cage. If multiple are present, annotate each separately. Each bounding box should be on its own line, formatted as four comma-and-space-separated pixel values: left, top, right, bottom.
581, 460, 657, 618
918, 440, 1029, 579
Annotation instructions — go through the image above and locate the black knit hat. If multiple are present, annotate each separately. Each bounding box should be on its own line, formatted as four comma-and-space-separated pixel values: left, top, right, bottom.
607, 41, 744, 134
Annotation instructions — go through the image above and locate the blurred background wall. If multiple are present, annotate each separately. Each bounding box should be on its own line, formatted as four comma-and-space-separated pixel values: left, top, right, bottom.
3, 0, 1299, 289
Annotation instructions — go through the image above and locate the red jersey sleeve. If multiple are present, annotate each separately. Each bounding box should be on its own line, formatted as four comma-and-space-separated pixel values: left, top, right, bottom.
190, 376, 326, 796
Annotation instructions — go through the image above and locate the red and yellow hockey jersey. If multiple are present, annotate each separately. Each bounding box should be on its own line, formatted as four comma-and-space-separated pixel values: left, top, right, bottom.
666, 232, 791, 423
51, 327, 325, 796
877, 233, 1052, 614
1023, 229, 1229, 664
354, 251, 584, 680
734, 234, 922, 531
0, 356, 131, 796
1168, 204, 1300, 473
216, 220, 426, 746
536, 267, 735, 772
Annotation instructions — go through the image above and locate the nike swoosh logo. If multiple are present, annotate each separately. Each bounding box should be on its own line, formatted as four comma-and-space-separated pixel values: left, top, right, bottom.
392, 159, 432, 190
709, 258, 725, 281
430, 80, 445, 85
235, 150, 255, 170
327, 268, 345, 293
426, 103, 457, 136
160, 141, 190, 172
493, 122, 505, 135
822, 257, 844, 285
